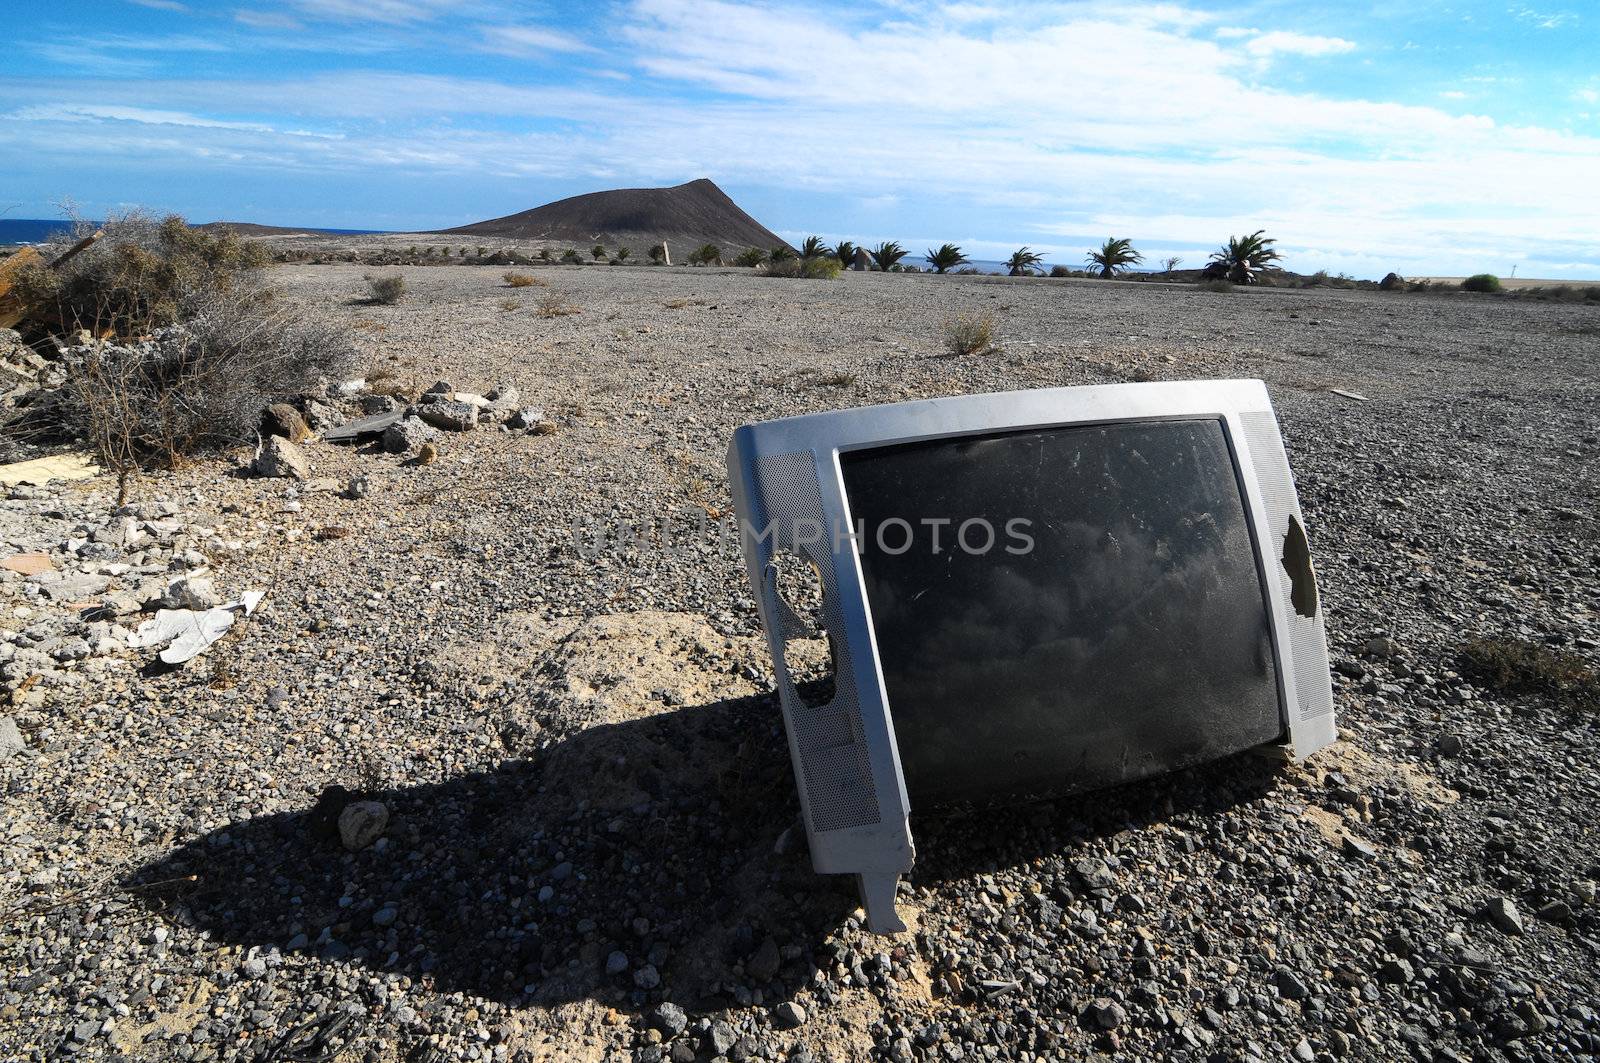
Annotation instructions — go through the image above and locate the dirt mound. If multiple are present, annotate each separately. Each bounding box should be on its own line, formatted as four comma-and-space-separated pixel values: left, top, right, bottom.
441, 178, 790, 255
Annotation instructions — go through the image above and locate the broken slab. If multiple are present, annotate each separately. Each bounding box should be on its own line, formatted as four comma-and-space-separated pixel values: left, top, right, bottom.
0, 453, 97, 486
321, 409, 404, 443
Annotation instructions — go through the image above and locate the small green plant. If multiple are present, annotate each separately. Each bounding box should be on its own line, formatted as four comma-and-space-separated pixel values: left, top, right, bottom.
591, 244, 606, 261
1086, 237, 1142, 278
734, 247, 766, 267
648, 243, 668, 264
560, 248, 583, 264
365, 273, 405, 304
537, 247, 552, 262
766, 255, 842, 279
1462, 273, 1502, 293
615, 247, 631, 263
1048, 264, 1071, 278
769, 246, 797, 263
941, 311, 996, 356
477, 246, 487, 257
690, 244, 722, 266
926, 243, 969, 274
503, 271, 544, 288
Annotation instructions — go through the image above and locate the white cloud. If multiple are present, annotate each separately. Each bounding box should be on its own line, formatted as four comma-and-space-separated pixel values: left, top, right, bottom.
1242, 31, 1356, 58
1440, 89, 1467, 99
284, 0, 474, 24
478, 25, 596, 55
1512, 6, 1576, 29
234, 10, 306, 30
128, 0, 190, 10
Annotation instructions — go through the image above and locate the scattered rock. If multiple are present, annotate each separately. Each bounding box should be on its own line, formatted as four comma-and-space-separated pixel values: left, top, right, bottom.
1273, 967, 1310, 1000
773, 1001, 807, 1028
1436, 734, 1464, 757
747, 937, 781, 982
1342, 834, 1378, 861
413, 442, 437, 465
649, 1002, 688, 1037
337, 800, 389, 851
260, 403, 311, 442
1086, 998, 1125, 1030
161, 576, 220, 611
252, 436, 311, 480
382, 415, 438, 455
1484, 896, 1525, 935
0, 716, 25, 760
507, 406, 546, 430
416, 399, 478, 432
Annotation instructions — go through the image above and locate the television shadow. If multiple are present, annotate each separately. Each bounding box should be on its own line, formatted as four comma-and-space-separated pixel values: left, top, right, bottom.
128, 691, 859, 1012
130, 686, 1290, 1014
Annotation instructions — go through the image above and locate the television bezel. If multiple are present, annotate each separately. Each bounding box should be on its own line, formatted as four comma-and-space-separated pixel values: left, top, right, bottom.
727, 379, 1336, 932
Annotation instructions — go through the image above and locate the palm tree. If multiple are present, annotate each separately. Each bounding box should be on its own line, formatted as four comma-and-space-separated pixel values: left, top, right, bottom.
770, 246, 797, 262
615, 247, 631, 263
834, 240, 857, 267
925, 243, 969, 274
869, 241, 908, 272
1208, 231, 1281, 284
591, 244, 606, 261
1006, 247, 1044, 276
1163, 256, 1181, 272
799, 236, 830, 259
691, 243, 721, 266
1085, 237, 1142, 278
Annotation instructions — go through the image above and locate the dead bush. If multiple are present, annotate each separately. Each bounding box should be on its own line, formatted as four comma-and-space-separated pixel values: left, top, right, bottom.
365, 274, 405, 304
12, 210, 269, 338
536, 292, 580, 318
941, 312, 996, 356
502, 271, 545, 288
57, 290, 358, 474
1460, 638, 1598, 711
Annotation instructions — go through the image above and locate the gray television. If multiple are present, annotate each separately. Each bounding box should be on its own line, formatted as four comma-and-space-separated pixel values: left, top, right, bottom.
726, 380, 1335, 932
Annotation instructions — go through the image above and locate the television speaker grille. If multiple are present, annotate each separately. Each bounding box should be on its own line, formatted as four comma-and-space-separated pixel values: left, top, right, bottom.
1239, 412, 1336, 726
754, 451, 882, 832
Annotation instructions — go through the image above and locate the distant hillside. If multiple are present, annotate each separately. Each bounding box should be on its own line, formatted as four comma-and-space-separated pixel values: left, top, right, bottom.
196, 222, 386, 237
441, 178, 789, 255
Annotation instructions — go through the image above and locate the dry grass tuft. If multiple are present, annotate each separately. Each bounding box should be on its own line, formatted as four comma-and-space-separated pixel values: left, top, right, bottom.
1460, 637, 1598, 711
941, 312, 996, 356
535, 292, 580, 318
502, 271, 545, 288
365, 274, 405, 305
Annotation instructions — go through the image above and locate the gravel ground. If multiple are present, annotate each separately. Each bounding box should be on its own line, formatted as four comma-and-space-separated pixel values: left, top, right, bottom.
2, 261, 1598, 1062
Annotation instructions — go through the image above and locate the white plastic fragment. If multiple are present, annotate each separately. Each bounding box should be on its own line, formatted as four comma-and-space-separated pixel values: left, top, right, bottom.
127, 588, 268, 665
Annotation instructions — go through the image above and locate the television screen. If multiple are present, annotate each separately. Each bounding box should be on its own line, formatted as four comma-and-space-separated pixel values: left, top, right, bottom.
841, 418, 1282, 807
726, 380, 1335, 933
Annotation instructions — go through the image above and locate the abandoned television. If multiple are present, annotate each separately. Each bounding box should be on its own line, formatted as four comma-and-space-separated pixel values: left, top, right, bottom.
726, 380, 1336, 932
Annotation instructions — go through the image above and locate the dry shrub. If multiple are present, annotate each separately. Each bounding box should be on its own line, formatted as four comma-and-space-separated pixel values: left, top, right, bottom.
12, 210, 269, 338
499, 299, 518, 312
536, 292, 579, 318
1460, 638, 1597, 711
503, 271, 545, 288
765, 256, 842, 280
941, 312, 996, 356
365, 274, 405, 304
61, 291, 357, 473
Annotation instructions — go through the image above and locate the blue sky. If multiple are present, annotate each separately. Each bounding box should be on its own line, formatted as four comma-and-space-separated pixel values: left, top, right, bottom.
2, 0, 1597, 278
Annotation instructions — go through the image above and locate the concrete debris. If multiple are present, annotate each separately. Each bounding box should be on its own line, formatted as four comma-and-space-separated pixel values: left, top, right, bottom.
0, 453, 97, 487
322, 409, 404, 443
416, 398, 479, 432
252, 436, 311, 480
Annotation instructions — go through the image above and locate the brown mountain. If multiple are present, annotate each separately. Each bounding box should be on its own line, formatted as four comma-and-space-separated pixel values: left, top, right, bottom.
440, 178, 790, 255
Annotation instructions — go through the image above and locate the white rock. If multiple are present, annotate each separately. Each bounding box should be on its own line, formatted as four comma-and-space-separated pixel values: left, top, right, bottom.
338, 800, 389, 851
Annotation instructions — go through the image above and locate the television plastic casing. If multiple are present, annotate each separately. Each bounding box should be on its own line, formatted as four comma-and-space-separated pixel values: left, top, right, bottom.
726, 379, 1337, 932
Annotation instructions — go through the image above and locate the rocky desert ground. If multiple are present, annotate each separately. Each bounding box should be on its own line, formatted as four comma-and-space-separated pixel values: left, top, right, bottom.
3, 261, 1598, 1062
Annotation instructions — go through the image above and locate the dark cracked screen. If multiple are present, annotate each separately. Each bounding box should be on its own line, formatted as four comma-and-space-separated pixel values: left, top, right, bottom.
840, 418, 1283, 807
